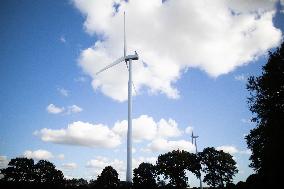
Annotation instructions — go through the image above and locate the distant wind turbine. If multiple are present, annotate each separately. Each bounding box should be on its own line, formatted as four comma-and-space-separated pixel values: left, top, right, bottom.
191, 132, 203, 189
96, 12, 138, 182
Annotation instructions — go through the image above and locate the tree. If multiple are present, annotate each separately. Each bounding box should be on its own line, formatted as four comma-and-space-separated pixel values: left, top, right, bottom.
96, 166, 120, 189
0, 157, 64, 188
65, 178, 88, 189
246, 42, 284, 186
156, 150, 201, 189
34, 160, 64, 184
0, 157, 35, 182
133, 162, 157, 189
199, 147, 238, 188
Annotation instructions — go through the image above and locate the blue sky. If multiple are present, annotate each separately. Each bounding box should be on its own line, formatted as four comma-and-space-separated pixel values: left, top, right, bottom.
1, 0, 284, 186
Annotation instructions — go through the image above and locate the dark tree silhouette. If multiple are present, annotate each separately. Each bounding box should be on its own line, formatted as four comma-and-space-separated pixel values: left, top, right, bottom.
65, 178, 88, 188
0, 157, 35, 182
156, 150, 201, 189
0, 157, 65, 189
133, 162, 157, 189
34, 160, 64, 184
199, 147, 238, 188
96, 166, 120, 189
246, 42, 284, 187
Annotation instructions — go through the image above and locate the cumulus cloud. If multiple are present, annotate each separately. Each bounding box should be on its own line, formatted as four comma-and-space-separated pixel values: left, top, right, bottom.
112, 115, 182, 141
216, 145, 251, 155
0, 156, 9, 169
57, 87, 69, 96
86, 156, 125, 178
132, 156, 157, 169
46, 104, 64, 114
24, 150, 54, 160
46, 104, 83, 115
86, 156, 157, 179
216, 145, 239, 154
35, 121, 121, 148
67, 105, 83, 114
62, 163, 77, 170
185, 126, 193, 134
73, 0, 282, 101
147, 138, 195, 152
35, 115, 186, 149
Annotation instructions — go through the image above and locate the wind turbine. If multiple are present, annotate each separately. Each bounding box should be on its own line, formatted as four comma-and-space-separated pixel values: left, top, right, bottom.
191, 132, 203, 189
95, 12, 138, 182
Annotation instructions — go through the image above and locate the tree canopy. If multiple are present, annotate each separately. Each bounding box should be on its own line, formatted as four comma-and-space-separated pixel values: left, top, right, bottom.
199, 147, 238, 188
156, 150, 201, 189
1, 157, 35, 182
95, 166, 120, 189
0, 157, 64, 185
133, 162, 157, 189
35, 160, 64, 184
246, 41, 284, 186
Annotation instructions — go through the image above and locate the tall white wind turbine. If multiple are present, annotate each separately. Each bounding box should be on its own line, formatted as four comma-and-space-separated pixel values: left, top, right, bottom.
191, 132, 203, 189
96, 12, 138, 182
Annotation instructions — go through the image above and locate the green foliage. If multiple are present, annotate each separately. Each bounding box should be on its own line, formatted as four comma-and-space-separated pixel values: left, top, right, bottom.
65, 178, 88, 188
199, 147, 238, 188
133, 162, 157, 189
35, 160, 64, 184
96, 166, 120, 189
246, 42, 284, 185
0, 157, 64, 185
156, 150, 201, 189
1, 157, 35, 182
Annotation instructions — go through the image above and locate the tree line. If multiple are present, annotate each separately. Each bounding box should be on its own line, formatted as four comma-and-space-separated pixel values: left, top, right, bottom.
0, 147, 238, 189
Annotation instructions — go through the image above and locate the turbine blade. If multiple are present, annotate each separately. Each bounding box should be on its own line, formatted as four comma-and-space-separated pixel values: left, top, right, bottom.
96, 57, 125, 75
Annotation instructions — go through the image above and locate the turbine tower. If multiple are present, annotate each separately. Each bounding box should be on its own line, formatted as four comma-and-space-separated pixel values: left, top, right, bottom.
96, 12, 138, 182
191, 132, 203, 189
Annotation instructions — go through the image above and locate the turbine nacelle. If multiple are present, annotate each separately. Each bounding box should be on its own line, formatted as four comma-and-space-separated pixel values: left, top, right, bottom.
125, 51, 139, 61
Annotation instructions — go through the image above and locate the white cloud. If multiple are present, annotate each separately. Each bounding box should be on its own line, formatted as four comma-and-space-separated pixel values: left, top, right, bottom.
24, 149, 54, 160
35, 121, 121, 148
86, 156, 157, 179
147, 138, 195, 153
57, 87, 69, 97
185, 126, 193, 134
46, 104, 64, 114
67, 105, 83, 114
62, 162, 77, 170
86, 156, 125, 178
73, 0, 282, 101
157, 118, 181, 138
46, 104, 83, 115
216, 145, 252, 155
112, 115, 182, 141
132, 156, 157, 169
0, 156, 9, 169
216, 145, 239, 154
